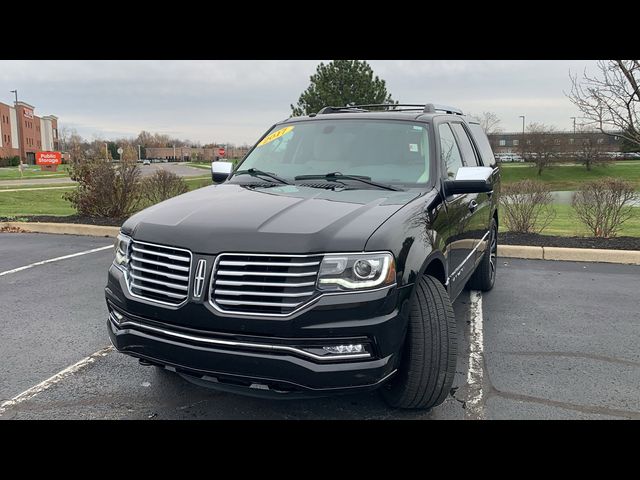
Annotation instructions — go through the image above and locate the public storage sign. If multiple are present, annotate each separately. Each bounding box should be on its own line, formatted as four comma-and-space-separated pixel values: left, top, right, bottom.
36, 151, 62, 165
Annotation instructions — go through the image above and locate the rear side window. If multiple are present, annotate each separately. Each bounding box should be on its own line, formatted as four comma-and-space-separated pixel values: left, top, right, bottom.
438, 123, 463, 179
451, 123, 479, 166
468, 124, 496, 167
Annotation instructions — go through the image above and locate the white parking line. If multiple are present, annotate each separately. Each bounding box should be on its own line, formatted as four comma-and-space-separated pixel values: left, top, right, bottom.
466, 290, 485, 419
0, 245, 113, 277
0, 346, 114, 416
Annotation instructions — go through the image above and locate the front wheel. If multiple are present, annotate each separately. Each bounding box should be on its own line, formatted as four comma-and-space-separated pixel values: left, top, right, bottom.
381, 275, 457, 410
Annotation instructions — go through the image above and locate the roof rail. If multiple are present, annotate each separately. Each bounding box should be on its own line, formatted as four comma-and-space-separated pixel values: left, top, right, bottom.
317, 106, 368, 114
316, 103, 464, 115
423, 103, 464, 115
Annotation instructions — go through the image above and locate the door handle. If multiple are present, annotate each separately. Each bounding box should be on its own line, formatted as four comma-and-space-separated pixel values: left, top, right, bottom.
469, 200, 478, 213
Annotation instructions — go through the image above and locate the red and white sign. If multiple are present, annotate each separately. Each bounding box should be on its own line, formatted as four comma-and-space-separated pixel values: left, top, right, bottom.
218, 147, 225, 157
23, 108, 34, 119
36, 151, 62, 165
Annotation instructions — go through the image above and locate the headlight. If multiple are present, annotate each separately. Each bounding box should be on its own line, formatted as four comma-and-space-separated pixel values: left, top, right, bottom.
113, 233, 131, 271
317, 252, 396, 291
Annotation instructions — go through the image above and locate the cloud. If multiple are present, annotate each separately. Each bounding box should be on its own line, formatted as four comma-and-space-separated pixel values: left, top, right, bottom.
0, 60, 598, 143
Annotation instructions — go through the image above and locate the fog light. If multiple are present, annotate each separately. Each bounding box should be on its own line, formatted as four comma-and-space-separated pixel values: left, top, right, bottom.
110, 309, 124, 324
323, 344, 365, 355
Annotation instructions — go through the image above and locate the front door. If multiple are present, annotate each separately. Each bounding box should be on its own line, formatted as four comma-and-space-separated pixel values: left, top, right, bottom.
438, 122, 477, 297
450, 122, 492, 262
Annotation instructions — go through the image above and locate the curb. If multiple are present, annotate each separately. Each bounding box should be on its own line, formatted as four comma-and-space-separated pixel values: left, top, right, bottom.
0, 222, 119, 238
2, 222, 639, 266
499, 245, 640, 266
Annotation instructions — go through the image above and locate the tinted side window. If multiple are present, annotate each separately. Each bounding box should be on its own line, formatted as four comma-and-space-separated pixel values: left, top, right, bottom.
451, 123, 479, 166
438, 123, 463, 179
468, 124, 496, 167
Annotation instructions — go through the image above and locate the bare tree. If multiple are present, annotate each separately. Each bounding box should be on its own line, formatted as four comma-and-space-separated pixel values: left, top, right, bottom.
572, 178, 637, 237
472, 111, 503, 135
573, 126, 610, 171
500, 180, 556, 233
567, 60, 640, 148
523, 122, 560, 175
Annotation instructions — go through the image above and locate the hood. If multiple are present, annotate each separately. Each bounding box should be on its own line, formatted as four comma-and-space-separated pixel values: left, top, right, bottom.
122, 184, 421, 254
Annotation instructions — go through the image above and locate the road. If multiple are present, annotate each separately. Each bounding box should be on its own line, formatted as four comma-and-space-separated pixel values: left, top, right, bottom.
1, 233, 638, 419
0, 163, 208, 188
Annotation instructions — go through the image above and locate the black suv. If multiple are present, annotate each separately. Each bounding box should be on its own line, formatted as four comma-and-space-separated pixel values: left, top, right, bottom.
106, 103, 500, 410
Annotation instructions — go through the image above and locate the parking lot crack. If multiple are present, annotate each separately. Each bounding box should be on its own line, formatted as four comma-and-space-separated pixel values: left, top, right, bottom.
496, 351, 640, 368
492, 388, 640, 419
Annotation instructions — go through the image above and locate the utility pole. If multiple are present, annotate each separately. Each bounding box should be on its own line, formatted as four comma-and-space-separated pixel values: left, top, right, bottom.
570, 117, 576, 135
138, 144, 141, 161
105, 143, 108, 160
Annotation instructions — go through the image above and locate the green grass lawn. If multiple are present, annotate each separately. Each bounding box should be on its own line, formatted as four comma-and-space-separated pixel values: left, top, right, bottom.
0, 188, 75, 216
3, 173, 638, 238
185, 162, 211, 170
0, 176, 212, 218
498, 204, 640, 237
0, 165, 70, 180
500, 161, 640, 190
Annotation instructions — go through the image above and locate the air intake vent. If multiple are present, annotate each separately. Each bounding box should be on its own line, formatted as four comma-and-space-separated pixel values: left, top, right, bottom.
128, 241, 192, 306
210, 254, 322, 315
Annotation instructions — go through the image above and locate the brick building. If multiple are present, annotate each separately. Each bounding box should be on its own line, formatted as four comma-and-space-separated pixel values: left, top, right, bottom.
0, 100, 59, 164
488, 131, 624, 157
145, 145, 250, 162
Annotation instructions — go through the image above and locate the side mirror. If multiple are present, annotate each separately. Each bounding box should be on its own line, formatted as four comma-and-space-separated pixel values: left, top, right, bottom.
211, 161, 233, 184
444, 166, 494, 195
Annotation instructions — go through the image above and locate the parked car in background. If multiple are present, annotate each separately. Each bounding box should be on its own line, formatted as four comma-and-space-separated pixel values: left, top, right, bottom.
143, 159, 151, 166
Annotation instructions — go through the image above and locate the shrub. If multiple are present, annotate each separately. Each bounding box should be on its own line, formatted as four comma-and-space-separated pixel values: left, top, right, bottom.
0, 156, 21, 167
571, 177, 637, 238
63, 158, 141, 218
140, 169, 188, 206
500, 180, 556, 233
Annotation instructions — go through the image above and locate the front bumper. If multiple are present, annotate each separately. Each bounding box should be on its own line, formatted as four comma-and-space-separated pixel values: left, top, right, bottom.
106, 262, 411, 397
108, 308, 399, 396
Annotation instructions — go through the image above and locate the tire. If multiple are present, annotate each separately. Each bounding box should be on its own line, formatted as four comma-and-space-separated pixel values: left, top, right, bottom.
467, 218, 497, 292
381, 275, 457, 410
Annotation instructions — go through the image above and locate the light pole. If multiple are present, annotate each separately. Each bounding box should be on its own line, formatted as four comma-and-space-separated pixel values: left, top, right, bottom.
105, 143, 108, 160
173, 144, 176, 162
138, 144, 141, 162
10, 90, 22, 163
570, 117, 576, 135
519, 115, 525, 159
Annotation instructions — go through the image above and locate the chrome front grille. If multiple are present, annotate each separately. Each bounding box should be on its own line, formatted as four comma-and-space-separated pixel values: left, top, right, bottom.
128, 241, 192, 306
210, 254, 322, 315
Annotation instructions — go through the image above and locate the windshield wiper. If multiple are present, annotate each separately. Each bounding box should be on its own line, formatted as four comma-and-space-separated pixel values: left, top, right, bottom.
294, 172, 401, 191
234, 168, 291, 185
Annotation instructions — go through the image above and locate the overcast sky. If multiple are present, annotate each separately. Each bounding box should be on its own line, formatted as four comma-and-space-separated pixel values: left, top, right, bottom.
0, 60, 599, 145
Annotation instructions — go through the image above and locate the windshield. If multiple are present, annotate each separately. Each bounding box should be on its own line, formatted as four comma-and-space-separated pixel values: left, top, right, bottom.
235, 119, 431, 186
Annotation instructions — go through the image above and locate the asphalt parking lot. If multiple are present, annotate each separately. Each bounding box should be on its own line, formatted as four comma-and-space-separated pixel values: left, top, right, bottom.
137, 162, 208, 178
1, 232, 639, 420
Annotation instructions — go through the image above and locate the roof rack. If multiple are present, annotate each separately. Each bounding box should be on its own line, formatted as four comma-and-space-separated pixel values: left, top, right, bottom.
316, 103, 464, 115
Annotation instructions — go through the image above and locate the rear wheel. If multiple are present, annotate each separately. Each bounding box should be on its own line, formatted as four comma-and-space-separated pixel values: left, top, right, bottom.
381, 275, 457, 410
467, 218, 497, 291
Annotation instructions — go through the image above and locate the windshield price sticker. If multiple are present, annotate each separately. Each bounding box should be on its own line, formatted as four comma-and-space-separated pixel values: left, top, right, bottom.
257, 126, 294, 147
